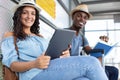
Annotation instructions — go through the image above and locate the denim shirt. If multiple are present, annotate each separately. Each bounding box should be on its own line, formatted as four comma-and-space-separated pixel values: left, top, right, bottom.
1, 35, 48, 80
71, 33, 89, 56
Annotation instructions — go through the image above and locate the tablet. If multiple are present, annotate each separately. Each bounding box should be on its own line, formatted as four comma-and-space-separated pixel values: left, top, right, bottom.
45, 29, 75, 59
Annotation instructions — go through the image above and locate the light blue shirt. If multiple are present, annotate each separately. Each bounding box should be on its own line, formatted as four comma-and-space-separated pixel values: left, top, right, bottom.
71, 33, 89, 56
1, 35, 48, 80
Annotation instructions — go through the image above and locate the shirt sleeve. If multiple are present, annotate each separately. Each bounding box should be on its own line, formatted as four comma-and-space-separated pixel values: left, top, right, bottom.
83, 36, 89, 47
1, 37, 19, 67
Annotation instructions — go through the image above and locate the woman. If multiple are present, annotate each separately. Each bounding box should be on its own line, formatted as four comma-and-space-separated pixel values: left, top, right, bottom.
1, 0, 108, 80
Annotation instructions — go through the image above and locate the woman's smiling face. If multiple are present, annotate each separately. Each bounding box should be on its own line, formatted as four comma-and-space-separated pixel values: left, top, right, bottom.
21, 6, 36, 28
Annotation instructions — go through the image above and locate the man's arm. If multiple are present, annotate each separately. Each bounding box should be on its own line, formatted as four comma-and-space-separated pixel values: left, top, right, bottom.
83, 46, 92, 55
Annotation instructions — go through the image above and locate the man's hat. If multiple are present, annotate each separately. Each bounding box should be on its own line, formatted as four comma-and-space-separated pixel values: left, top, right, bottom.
70, 4, 92, 19
14, 0, 41, 12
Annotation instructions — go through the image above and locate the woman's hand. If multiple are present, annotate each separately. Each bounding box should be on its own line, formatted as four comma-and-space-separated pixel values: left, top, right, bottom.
60, 45, 71, 58
60, 49, 70, 58
34, 53, 51, 69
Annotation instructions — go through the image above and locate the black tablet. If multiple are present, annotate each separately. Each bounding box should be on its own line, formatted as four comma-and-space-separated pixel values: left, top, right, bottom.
45, 29, 75, 59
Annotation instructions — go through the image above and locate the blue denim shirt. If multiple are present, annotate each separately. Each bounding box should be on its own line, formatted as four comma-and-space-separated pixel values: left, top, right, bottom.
71, 33, 89, 56
1, 35, 48, 80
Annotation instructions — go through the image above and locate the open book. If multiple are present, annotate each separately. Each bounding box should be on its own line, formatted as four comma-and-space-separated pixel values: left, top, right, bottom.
90, 41, 119, 58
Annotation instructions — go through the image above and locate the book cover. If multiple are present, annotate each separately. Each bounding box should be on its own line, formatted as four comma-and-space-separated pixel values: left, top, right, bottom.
90, 42, 113, 58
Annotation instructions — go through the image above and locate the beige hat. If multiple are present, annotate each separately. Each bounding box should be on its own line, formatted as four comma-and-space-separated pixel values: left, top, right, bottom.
14, 0, 41, 12
70, 4, 92, 19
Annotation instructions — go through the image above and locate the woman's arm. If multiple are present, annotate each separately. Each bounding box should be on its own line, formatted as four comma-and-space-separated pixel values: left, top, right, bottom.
10, 54, 51, 72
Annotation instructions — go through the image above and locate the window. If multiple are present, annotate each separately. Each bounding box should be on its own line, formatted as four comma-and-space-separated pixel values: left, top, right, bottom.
85, 19, 120, 66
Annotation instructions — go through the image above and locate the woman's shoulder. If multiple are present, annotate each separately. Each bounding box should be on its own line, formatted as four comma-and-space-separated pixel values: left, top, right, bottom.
3, 32, 14, 38
36, 34, 43, 38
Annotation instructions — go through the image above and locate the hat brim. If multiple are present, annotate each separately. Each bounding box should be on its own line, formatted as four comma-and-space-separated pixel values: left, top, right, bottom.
70, 9, 92, 19
14, 3, 41, 12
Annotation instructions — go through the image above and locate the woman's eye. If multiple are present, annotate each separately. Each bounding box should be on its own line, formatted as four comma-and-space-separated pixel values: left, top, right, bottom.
22, 11, 27, 14
31, 12, 36, 15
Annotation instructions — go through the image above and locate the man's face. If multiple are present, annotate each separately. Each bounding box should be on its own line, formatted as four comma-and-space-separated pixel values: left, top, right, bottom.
72, 11, 89, 30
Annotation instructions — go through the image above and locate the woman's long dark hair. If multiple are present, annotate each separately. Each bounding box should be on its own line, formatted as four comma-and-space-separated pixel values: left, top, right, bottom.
12, 6, 40, 40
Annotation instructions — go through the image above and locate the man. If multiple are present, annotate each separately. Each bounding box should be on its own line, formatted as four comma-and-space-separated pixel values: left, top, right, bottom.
69, 4, 119, 80
70, 4, 92, 56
